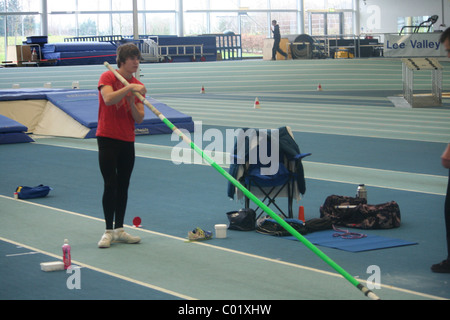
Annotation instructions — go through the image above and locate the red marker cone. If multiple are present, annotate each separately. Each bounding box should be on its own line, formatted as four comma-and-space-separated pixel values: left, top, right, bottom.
132, 216, 142, 228
298, 206, 305, 222
253, 97, 261, 109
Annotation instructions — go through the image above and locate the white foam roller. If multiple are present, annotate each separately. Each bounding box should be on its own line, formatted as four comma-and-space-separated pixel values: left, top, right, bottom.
40, 261, 64, 272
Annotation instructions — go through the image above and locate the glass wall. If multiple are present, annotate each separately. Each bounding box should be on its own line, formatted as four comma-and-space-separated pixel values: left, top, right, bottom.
0, 0, 356, 61
304, 0, 354, 36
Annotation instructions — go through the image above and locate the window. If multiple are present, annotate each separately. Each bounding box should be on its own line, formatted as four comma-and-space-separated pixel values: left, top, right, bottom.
184, 0, 209, 11
184, 12, 208, 35
398, 16, 436, 34
210, 12, 238, 34
77, 0, 104, 11
48, 0, 76, 11
270, 0, 297, 10
140, 0, 177, 10
111, 13, 134, 35
210, 0, 239, 10
241, 12, 268, 54
304, 0, 352, 10
240, 0, 268, 10
0, 0, 41, 61
0, 0, 359, 61
142, 13, 177, 35
48, 14, 76, 37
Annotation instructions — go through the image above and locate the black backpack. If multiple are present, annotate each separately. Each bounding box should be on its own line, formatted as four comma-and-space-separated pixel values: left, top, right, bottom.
226, 208, 256, 231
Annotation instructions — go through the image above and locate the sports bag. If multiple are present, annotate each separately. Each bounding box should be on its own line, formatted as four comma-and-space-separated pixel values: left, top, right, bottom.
16, 185, 52, 199
226, 208, 256, 231
319, 195, 401, 229
256, 216, 308, 236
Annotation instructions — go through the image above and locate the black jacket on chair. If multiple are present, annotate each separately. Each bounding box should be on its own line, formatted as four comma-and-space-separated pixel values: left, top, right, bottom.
227, 126, 308, 199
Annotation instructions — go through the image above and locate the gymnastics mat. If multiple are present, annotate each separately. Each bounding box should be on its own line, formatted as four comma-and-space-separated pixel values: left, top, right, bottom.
285, 230, 418, 252
0, 114, 34, 144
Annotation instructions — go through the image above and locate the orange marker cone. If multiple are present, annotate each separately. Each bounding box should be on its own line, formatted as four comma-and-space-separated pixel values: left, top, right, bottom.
253, 97, 261, 109
298, 206, 305, 222
317, 83, 323, 91
200, 85, 205, 94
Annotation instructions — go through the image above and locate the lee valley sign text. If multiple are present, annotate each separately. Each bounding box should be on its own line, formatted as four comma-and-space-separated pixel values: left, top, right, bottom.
384, 33, 446, 57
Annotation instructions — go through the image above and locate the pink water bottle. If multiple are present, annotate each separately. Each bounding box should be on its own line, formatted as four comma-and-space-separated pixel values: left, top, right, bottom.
62, 239, 71, 270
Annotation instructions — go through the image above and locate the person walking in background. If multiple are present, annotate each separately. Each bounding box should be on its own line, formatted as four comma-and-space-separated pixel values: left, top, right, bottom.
271, 20, 288, 60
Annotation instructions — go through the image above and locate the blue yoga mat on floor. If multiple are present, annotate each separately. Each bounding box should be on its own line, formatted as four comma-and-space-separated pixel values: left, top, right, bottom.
285, 230, 418, 252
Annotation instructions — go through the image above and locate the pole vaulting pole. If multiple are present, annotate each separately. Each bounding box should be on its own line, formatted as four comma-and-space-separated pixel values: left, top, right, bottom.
103, 61, 380, 300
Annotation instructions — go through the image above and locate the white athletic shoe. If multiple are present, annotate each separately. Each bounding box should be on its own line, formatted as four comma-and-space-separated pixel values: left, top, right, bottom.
113, 228, 141, 244
98, 230, 114, 248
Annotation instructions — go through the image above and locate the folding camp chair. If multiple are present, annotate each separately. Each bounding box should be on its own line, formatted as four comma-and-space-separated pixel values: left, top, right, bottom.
227, 126, 310, 219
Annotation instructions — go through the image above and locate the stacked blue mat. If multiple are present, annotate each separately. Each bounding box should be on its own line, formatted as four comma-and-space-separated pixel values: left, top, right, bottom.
0, 88, 194, 142
42, 42, 117, 66
0, 88, 74, 144
41, 36, 217, 66
0, 115, 33, 144
157, 35, 217, 62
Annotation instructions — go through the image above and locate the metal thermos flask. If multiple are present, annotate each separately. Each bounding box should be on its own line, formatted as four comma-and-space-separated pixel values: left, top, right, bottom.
356, 184, 367, 201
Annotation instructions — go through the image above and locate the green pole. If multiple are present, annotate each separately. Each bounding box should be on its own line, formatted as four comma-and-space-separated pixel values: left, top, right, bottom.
104, 62, 380, 300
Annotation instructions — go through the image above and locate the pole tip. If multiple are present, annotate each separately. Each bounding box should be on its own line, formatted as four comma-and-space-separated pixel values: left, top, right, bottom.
358, 283, 381, 300
367, 291, 381, 300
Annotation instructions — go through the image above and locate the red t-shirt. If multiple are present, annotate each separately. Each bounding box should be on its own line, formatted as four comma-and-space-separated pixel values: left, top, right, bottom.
96, 70, 144, 142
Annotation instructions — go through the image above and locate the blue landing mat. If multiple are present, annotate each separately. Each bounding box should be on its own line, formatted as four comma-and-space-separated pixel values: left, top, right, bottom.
0, 89, 194, 139
0, 114, 34, 144
45, 90, 195, 137
0, 88, 75, 101
285, 230, 418, 252
45, 90, 99, 129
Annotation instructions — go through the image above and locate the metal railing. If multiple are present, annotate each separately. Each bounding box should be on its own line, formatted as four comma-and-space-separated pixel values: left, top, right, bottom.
203, 34, 242, 60
312, 34, 383, 59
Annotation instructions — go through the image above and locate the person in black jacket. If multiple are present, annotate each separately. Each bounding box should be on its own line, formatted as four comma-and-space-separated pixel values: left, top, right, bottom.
271, 20, 288, 60
431, 28, 450, 273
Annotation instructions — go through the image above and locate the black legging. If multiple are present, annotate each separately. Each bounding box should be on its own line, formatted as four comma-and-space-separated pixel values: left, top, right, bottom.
97, 136, 135, 230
